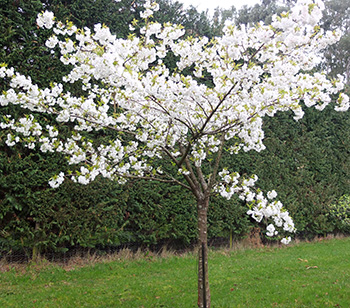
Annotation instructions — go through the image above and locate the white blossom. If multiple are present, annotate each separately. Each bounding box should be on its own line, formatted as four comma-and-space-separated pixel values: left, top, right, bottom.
281, 237, 292, 245
45, 35, 58, 48
37, 11, 55, 29
267, 190, 278, 200
49, 172, 65, 188
266, 224, 277, 237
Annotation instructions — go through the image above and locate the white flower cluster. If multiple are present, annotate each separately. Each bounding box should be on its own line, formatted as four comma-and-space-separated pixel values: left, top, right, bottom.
36, 11, 55, 29
1, 0, 347, 168
5, 133, 19, 147
49, 172, 65, 188
216, 170, 296, 244
140, 0, 160, 19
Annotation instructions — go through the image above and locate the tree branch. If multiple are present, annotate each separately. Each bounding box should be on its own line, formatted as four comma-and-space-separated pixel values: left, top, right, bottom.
208, 133, 226, 190
121, 173, 191, 191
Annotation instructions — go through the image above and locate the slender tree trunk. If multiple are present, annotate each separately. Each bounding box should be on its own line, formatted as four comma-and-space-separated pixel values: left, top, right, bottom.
197, 196, 210, 308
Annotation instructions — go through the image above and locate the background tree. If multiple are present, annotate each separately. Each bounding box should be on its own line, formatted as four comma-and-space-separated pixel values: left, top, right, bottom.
235, 0, 290, 26
320, 0, 350, 83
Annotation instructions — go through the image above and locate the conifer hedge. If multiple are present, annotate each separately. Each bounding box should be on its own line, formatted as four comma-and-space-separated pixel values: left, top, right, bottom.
1, 0, 349, 256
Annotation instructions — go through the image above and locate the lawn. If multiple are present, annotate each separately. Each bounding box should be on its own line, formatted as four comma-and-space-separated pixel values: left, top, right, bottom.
1, 237, 350, 307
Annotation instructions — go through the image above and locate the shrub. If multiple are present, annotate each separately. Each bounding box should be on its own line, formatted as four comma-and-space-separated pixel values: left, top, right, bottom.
327, 195, 350, 234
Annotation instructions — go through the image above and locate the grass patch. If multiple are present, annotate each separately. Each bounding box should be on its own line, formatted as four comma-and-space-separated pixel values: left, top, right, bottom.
1, 237, 350, 307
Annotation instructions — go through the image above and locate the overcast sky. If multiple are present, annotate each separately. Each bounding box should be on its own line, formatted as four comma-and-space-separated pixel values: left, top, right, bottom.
179, 0, 261, 13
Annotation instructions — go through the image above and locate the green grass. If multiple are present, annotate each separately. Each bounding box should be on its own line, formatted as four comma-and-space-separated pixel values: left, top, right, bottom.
1, 237, 350, 307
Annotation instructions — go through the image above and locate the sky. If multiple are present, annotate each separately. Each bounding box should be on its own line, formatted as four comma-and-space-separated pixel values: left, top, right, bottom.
179, 0, 261, 13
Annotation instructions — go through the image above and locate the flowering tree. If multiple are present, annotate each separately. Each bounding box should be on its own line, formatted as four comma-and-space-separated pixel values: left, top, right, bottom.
1, 0, 348, 306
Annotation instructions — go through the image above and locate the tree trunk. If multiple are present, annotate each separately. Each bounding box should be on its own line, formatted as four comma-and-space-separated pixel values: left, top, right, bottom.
197, 196, 210, 308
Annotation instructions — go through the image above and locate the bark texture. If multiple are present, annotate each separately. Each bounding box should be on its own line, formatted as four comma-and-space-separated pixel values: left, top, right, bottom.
197, 196, 210, 307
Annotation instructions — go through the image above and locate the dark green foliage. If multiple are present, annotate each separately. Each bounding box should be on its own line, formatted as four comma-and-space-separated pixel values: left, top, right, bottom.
0, 143, 126, 253
327, 195, 350, 234
0, 0, 60, 88
123, 181, 197, 246
44, 0, 141, 39
122, 181, 250, 246
208, 195, 250, 240
0, 0, 131, 254
0, 139, 251, 253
